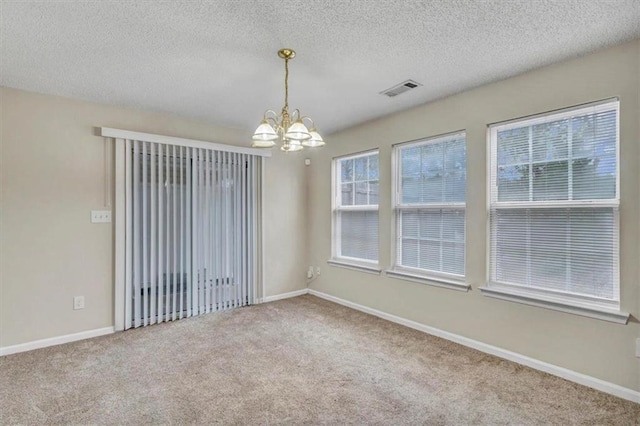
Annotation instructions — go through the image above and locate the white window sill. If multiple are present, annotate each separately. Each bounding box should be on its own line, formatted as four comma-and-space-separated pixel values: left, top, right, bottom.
478, 285, 629, 324
386, 269, 470, 292
327, 259, 382, 275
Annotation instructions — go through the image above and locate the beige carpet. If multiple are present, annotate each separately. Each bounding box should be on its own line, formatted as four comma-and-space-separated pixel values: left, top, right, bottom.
1, 295, 638, 425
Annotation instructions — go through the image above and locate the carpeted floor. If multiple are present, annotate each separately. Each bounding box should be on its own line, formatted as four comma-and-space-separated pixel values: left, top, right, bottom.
1, 295, 638, 425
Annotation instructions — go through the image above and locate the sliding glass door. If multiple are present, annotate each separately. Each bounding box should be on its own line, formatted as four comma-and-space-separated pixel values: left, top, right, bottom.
125, 140, 261, 329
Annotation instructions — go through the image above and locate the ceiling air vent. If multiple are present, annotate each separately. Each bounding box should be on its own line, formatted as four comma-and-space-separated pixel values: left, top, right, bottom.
380, 79, 423, 97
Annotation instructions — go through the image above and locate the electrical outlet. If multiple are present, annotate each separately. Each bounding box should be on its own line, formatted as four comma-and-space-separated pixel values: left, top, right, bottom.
307, 266, 314, 279
636, 338, 640, 358
91, 210, 111, 223
73, 296, 85, 310
316, 267, 321, 276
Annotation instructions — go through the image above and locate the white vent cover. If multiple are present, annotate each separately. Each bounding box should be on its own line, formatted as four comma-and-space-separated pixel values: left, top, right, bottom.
380, 80, 423, 97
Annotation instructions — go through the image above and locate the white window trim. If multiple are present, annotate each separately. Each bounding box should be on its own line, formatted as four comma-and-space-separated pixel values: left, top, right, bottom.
485, 99, 625, 320
385, 268, 469, 292
487, 98, 619, 133
390, 131, 467, 289
478, 285, 629, 324
330, 149, 380, 269
328, 259, 382, 275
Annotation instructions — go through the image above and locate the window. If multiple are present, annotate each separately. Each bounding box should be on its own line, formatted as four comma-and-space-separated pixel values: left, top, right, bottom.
331, 150, 379, 270
390, 132, 467, 288
486, 100, 622, 315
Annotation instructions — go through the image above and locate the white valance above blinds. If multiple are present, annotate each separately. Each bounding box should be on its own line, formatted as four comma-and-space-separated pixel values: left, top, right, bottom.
100, 127, 272, 157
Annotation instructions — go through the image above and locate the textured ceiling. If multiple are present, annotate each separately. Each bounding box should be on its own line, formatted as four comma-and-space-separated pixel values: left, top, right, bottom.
1, 1, 639, 135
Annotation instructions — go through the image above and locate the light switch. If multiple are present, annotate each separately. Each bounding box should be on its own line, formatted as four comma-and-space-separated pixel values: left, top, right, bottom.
91, 210, 111, 223
73, 296, 85, 310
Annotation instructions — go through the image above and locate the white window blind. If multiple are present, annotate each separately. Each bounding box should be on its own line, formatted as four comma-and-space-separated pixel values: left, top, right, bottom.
488, 100, 619, 308
126, 140, 261, 329
332, 151, 379, 265
393, 132, 466, 281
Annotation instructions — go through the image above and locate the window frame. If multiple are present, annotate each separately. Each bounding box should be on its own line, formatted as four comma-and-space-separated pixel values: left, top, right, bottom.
389, 131, 469, 291
483, 99, 626, 321
330, 149, 381, 271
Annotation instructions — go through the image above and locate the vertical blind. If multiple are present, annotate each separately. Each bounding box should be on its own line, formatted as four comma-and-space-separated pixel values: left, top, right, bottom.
333, 151, 379, 263
125, 140, 261, 329
489, 100, 619, 304
395, 132, 466, 277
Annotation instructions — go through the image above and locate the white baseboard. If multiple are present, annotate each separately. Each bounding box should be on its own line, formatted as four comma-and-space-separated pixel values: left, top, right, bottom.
262, 288, 309, 303
0, 327, 115, 357
0, 289, 311, 356
308, 289, 640, 404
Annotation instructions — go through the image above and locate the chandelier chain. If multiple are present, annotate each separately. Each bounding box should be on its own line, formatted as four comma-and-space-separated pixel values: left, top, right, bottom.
283, 57, 289, 113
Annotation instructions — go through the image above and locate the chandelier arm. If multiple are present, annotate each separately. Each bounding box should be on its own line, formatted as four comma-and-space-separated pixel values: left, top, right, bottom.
262, 111, 280, 132
290, 109, 302, 122
300, 116, 315, 129
264, 110, 279, 120
264, 116, 279, 128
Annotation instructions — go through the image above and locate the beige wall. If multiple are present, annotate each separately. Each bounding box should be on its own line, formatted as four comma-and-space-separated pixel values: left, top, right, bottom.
0, 87, 307, 347
307, 40, 640, 391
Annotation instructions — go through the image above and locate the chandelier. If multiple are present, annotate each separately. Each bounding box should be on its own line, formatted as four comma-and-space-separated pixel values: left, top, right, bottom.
251, 49, 324, 152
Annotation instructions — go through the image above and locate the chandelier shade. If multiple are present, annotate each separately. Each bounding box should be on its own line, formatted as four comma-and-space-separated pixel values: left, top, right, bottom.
251, 139, 277, 148
251, 49, 324, 151
303, 128, 325, 147
281, 139, 303, 152
252, 120, 278, 143
284, 120, 311, 141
